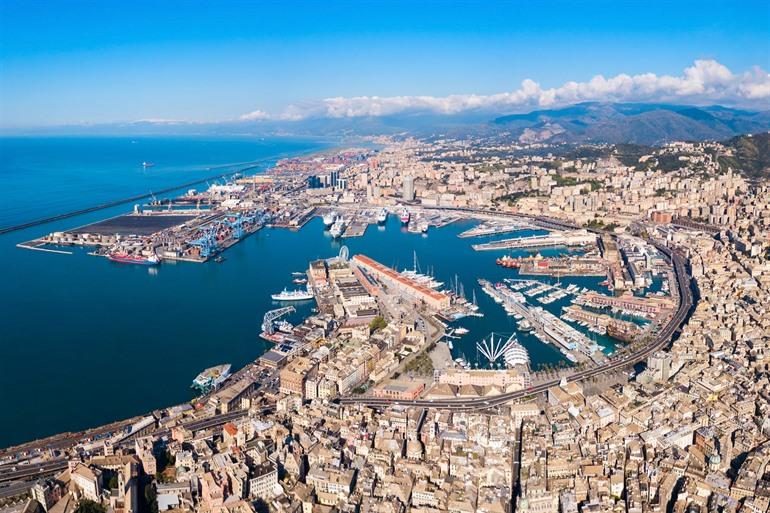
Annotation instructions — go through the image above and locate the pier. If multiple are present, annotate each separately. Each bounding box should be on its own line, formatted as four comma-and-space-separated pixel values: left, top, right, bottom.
472, 230, 596, 251
458, 221, 535, 238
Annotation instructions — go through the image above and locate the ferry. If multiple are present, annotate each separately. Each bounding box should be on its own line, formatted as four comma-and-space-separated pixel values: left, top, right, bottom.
420, 222, 429, 234
400, 210, 410, 225
330, 217, 346, 238
322, 212, 337, 229
191, 364, 231, 391
271, 286, 314, 301
377, 209, 388, 225
107, 251, 160, 266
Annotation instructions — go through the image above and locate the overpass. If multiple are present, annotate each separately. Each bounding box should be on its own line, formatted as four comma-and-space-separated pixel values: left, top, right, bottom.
340, 238, 694, 411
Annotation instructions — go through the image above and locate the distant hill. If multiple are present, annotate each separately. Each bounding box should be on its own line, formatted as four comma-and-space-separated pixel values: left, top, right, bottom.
492, 102, 770, 146
720, 132, 770, 178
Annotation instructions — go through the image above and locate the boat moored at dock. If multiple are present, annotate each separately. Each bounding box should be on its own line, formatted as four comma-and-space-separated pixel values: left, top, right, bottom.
191, 364, 231, 391
107, 251, 161, 266
271, 285, 314, 301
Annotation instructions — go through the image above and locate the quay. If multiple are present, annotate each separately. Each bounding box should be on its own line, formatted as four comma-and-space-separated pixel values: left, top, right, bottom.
472, 230, 596, 251
342, 222, 368, 238
458, 221, 535, 238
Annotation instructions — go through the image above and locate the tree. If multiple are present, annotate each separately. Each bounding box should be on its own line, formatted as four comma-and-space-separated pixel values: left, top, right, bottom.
75, 500, 106, 513
369, 316, 387, 332
144, 483, 158, 513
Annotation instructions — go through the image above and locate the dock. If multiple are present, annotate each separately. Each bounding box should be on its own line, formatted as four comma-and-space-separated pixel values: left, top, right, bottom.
472, 230, 596, 251
342, 222, 368, 238
458, 221, 535, 238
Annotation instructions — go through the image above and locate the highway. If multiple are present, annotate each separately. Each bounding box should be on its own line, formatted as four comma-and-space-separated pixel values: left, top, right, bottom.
340, 239, 694, 411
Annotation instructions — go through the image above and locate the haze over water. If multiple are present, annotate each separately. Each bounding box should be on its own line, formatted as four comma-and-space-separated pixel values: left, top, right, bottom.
1, 136, 622, 448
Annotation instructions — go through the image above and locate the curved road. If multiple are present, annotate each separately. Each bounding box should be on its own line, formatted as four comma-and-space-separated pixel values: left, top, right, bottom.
341, 239, 693, 411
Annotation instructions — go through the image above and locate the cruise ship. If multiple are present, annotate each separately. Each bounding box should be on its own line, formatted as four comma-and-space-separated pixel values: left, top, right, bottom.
272, 286, 314, 301
322, 211, 337, 229
400, 210, 410, 225
107, 251, 160, 266
377, 208, 388, 224
330, 217, 346, 238
191, 364, 231, 391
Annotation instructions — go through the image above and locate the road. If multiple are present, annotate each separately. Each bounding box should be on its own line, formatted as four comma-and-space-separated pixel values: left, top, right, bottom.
340, 239, 694, 411
0, 407, 275, 486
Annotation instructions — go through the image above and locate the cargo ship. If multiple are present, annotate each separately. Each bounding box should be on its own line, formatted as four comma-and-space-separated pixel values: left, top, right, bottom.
191, 364, 231, 391
377, 209, 388, 224
400, 210, 410, 225
107, 251, 160, 266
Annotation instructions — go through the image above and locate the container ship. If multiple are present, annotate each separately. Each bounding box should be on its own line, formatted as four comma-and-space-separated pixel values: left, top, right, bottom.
107, 251, 161, 266
400, 210, 410, 225
191, 364, 231, 391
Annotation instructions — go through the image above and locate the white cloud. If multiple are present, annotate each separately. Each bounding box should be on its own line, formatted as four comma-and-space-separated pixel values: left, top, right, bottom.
240, 59, 770, 121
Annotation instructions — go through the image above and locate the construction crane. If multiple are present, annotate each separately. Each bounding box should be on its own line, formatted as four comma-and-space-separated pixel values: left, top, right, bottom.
262, 306, 295, 334
189, 225, 218, 259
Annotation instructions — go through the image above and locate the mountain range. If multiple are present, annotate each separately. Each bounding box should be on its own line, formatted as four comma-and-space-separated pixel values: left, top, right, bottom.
492, 102, 770, 145
7, 102, 770, 148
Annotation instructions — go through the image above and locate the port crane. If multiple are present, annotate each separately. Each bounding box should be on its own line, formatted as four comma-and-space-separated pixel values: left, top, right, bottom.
189, 225, 218, 258
262, 306, 295, 334
222, 214, 244, 239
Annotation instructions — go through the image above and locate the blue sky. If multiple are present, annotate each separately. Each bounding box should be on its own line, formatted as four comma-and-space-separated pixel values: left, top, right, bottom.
1, 0, 768, 127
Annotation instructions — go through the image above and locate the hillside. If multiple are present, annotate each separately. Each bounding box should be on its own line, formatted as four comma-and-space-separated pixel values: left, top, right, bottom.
720, 132, 770, 178
492, 102, 770, 146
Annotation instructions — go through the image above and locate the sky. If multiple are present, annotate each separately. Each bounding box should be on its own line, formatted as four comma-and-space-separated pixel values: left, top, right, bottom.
0, 0, 769, 128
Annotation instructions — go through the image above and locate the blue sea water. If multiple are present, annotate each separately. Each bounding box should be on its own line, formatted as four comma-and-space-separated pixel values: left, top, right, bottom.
0, 136, 632, 449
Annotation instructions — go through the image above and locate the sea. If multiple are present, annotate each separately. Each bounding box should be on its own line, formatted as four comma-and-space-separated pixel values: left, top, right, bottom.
0, 136, 651, 449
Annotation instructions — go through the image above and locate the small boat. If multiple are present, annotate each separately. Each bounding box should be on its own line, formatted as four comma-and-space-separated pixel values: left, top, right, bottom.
292, 278, 308, 284
214, 256, 226, 263
454, 327, 469, 335
291, 271, 305, 277
142, 162, 155, 168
